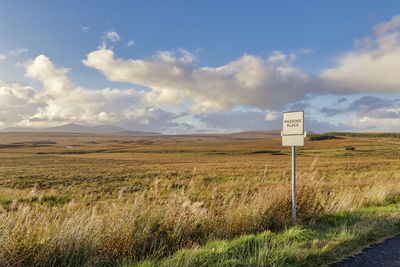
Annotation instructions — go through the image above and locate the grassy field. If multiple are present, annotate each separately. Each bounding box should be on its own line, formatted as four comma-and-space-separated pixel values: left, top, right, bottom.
135, 204, 400, 266
1, 132, 400, 266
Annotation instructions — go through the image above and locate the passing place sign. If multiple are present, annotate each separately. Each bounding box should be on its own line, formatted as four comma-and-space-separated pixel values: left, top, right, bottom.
282, 111, 304, 136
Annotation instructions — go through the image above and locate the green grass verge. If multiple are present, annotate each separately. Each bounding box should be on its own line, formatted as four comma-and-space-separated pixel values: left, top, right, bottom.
131, 204, 400, 267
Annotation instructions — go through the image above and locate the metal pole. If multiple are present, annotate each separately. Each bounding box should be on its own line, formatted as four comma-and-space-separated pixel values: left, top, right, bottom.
292, 145, 296, 224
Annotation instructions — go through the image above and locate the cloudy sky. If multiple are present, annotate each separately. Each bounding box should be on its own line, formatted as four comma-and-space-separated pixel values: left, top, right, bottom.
1, 1, 400, 133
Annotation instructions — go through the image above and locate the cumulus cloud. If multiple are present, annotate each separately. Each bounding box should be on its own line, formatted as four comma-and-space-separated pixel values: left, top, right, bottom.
0, 80, 39, 126
126, 40, 135, 47
267, 50, 287, 63
0, 55, 175, 130
373, 16, 400, 36
346, 96, 399, 117
321, 95, 400, 119
321, 15, 400, 93
82, 15, 400, 116
25, 55, 74, 96
314, 11, 400, 127
349, 117, 400, 132
6, 16, 400, 133
82, 48, 311, 111
103, 30, 121, 43
317, 95, 400, 132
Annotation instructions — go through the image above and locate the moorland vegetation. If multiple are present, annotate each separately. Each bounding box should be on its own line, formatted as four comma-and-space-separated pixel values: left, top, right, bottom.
1, 132, 400, 266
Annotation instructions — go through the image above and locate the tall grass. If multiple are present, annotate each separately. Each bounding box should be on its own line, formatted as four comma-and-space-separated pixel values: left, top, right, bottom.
2, 135, 400, 266
2, 174, 400, 266
137, 204, 400, 267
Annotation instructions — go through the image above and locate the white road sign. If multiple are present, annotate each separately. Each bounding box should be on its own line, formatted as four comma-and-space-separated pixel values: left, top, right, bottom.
280, 110, 305, 224
282, 111, 304, 136
282, 134, 304, 146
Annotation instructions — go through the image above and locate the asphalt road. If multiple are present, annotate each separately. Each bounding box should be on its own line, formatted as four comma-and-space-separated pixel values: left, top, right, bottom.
330, 234, 400, 267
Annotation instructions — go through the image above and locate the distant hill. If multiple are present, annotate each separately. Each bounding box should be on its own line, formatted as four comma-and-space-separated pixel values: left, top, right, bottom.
1, 123, 161, 136
164, 130, 283, 140
0, 125, 321, 139
103, 130, 161, 137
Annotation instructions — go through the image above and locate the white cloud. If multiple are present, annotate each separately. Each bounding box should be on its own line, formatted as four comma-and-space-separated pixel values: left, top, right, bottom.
265, 112, 278, 121
103, 30, 121, 43
127, 40, 135, 47
350, 116, 400, 132
82, 26, 90, 33
267, 50, 287, 63
82, 15, 400, 117
321, 15, 400, 93
22, 86, 173, 129
82, 48, 311, 111
320, 95, 400, 132
25, 54, 73, 96
315, 95, 400, 132
179, 49, 197, 63
6, 16, 400, 133
8, 48, 28, 57
0, 80, 39, 126
0, 55, 175, 130
373, 15, 400, 36
0, 54, 5, 61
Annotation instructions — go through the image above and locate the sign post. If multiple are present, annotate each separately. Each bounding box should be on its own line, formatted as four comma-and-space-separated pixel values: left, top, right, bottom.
281, 111, 306, 224
292, 145, 296, 223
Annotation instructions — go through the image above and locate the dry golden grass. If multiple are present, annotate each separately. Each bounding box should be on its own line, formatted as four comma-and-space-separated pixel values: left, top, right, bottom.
1, 132, 400, 265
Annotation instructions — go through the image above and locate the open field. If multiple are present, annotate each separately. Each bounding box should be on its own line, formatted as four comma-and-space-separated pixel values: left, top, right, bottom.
2, 132, 400, 266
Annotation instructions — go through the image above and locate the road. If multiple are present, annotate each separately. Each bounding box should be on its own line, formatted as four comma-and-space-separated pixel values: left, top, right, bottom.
331, 234, 400, 267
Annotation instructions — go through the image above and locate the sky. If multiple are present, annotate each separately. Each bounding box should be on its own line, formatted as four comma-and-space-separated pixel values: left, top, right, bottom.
1, 1, 400, 133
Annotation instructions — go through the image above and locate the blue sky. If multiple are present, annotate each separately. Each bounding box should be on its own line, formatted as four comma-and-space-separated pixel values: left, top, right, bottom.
1, 1, 400, 133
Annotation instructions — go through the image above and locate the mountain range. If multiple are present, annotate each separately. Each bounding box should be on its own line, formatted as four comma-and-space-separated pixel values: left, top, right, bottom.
0, 123, 161, 136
